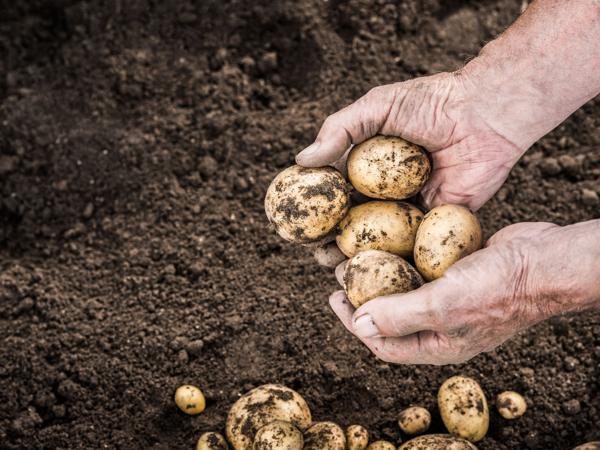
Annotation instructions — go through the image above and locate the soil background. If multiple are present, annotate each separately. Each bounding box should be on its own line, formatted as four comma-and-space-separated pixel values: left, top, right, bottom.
1, 0, 599, 449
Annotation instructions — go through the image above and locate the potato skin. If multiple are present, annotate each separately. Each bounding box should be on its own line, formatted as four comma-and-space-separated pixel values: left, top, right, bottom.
438, 376, 489, 443
344, 250, 424, 308
174, 385, 206, 415
346, 425, 369, 450
253, 420, 304, 450
414, 204, 482, 281
265, 165, 350, 244
571, 443, 600, 450
366, 441, 395, 450
398, 434, 478, 450
398, 406, 431, 435
197, 432, 229, 450
496, 391, 527, 419
303, 421, 346, 450
336, 201, 423, 258
347, 135, 430, 200
226, 384, 312, 450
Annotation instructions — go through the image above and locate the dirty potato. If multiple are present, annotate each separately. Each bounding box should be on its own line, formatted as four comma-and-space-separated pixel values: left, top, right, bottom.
253, 420, 304, 450
336, 201, 423, 258
174, 385, 206, 415
226, 384, 312, 450
347, 135, 430, 200
398, 434, 478, 450
265, 165, 350, 244
414, 204, 482, 281
346, 425, 369, 450
304, 421, 346, 450
398, 406, 431, 435
343, 250, 424, 308
571, 443, 600, 450
438, 376, 489, 442
197, 432, 229, 450
496, 391, 527, 419
366, 441, 396, 450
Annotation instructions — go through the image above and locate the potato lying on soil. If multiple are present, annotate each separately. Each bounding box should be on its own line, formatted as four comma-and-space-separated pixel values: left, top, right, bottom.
496, 391, 527, 419
438, 376, 489, 442
197, 432, 229, 450
414, 204, 482, 281
346, 425, 369, 450
398, 434, 478, 450
265, 165, 350, 244
336, 201, 423, 258
226, 384, 312, 450
347, 135, 430, 200
572, 442, 600, 450
253, 420, 304, 450
366, 440, 395, 450
398, 406, 431, 435
174, 385, 206, 415
303, 421, 346, 450
343, 250, 424, 308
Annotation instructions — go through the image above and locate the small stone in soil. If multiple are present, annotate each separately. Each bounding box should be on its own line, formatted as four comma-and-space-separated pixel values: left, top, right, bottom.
563, 399, 581, 415
198, 155, 219, 177
563, 356, 578, 371
558, 155, 580, 176
581, 188, 599, 206
538, 157, 561, 176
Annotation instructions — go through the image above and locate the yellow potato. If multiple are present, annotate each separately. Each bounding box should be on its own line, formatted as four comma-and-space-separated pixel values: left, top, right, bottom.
343, 250, 423, 308
253, 420, 304, 450
174, 385, 206, 415
336, 201, 423, 258
398, 406, 431, 435
496, 391, 527, 419
226, 385, 312, 450
414, 204, 482, 281
303, 421, 346, 450
366, 441, 395, 450
197, 432, 229, 450
265, 165, 350, 244
571, 442, 600, 450
346, 425, 369, 450
347, 135, 430, 200
438, 376, 489, 442
398, 434, 478, 450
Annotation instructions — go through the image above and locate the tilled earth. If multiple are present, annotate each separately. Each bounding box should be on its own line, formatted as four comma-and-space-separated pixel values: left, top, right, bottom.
1, 1, 599, 449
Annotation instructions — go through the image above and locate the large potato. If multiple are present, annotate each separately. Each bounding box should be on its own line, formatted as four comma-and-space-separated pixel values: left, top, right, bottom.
571, 443, 600, 450
366, 441, 395, 450
496, 391, 527, 420
398, 406, 431, 435
398, 434, 478, 450
253, 420, 304, 450
346, 425, 369, 450
303, 421, 346, 450
336, 201, 423, 258
265, 165, 350, 244
347, 135, 430, 200
414, 204, 482, 281
197, 432, 229, 450
438, 376, 489, 442
226, 384, 312, 450
344, 250, 423, 308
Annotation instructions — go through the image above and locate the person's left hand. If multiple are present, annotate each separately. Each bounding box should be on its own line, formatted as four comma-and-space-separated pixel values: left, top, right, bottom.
329, 222, 560, 365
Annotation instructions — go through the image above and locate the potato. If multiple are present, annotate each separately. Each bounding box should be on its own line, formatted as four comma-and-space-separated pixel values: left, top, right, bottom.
346, 425, 369, 450
303, 421, 346, 450
314, 242, 347, 268
265, 165, 350, 244
197, 432, 229, 450
174, 385, 206, 415
398, 406, 431, 435
414, 204, 482, 281
226, 384, 312, 450
253, 420, 304, 450
343, 250, 424, 308
347, 135, 430, 200
398, 434, 478, 450
571, 443, 600, 450
336, 201, 423, 258
496, 391, 527, 419
438, 376, 489, 442
366, 441, 395, 450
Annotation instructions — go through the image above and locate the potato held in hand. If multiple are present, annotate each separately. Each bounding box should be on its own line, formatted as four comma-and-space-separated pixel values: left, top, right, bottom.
344, 250, 423, 308
398, 434, 478, 450
304, 421, 346, 450
265, 165, 350, 244
414, 204, 482, 281
347, 135, 430, 200
253, 420, 304, 450
336, 201, 423, 258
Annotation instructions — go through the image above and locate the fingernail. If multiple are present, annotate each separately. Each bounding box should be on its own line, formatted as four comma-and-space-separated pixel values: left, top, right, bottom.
296, 142, 320, 163
353, 314, 380, 338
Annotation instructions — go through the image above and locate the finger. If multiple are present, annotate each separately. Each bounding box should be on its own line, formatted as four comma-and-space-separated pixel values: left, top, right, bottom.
364, 332, 456, 365
335, 260, 347, 286
314, 243, 346, 268
486, 222, 558, 247
329, 290, 355, 332
296, 86, 394, 167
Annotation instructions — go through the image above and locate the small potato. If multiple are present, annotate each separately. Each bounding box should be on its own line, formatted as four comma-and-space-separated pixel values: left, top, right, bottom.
265, 165, 350, 244
226, 384, 312, 450
496, 391, 527, 419
367, 441, 395, 450
197, 432, 229, 450
398, 406, 431, 435
414, 204, 482, 281
253, 421, 304, 450
571, 442, 600, 450
304, 421, 346, 450
347, 135, 431, 200
343, 250, 424, 308
174, 385, 206, 415
398, 434, 478, 450
336, 201, 424, 258
438, 376, 489, 442
346, 425, 369, 450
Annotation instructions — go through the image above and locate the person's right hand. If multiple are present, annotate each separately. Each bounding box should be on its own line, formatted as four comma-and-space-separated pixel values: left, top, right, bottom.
296, 71, 525, 212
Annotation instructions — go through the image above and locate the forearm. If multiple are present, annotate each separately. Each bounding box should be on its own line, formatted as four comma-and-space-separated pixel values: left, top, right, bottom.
462, 0, 600, 151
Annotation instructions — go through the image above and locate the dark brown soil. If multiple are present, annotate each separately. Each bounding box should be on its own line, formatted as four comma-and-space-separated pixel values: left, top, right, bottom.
1, 1, 599, 449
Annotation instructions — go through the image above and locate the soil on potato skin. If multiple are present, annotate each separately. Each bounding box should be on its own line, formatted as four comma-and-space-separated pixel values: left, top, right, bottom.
0, 1, 599, 449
